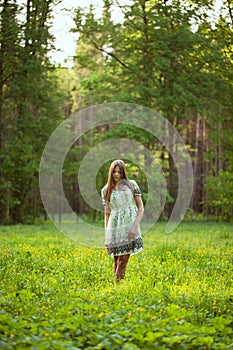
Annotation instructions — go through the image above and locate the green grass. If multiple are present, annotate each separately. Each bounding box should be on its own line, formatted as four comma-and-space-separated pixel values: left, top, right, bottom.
0, 222, 232, 349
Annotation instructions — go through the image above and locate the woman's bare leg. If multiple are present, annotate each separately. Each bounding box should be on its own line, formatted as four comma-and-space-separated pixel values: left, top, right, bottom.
114, 256, 119, 276
115, 254, 130, 282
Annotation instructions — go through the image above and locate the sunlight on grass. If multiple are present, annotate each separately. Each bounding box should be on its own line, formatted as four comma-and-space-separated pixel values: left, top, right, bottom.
0, 222, 232, 349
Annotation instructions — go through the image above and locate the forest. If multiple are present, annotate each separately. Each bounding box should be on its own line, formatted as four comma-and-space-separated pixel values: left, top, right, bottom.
0, 0, 232, 225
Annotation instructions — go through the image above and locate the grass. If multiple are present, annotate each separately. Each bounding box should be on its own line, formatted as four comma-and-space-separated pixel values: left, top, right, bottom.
0, 222, 232, 349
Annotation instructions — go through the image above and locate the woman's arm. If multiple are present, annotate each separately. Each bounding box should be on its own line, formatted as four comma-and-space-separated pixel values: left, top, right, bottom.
128, 195, 144, 239
105, 203, 111, 229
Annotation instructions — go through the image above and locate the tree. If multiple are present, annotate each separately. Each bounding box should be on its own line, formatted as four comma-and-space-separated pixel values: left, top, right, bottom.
0, 0, 21, 222
70, 0, 233, 221
0, 0, 66, 223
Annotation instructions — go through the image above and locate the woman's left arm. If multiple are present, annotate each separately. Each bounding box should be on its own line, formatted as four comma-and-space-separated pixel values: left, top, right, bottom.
128, 195, 144, 239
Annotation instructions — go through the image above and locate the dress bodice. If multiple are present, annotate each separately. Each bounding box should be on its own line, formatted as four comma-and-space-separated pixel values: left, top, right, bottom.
110, 186, 135, 211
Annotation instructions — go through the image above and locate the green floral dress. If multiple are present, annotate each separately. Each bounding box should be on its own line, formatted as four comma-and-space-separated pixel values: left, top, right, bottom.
101, 180, 143, 257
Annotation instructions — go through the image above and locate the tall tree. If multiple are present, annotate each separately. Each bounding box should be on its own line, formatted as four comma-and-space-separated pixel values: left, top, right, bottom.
70, 0, 233, 221
0, 0, 21, 222
0, 0, 66, 223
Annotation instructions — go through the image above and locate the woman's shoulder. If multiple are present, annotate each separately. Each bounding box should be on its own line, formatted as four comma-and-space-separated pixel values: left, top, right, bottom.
128, 179, 138, 186
128, 179, 141, 195
101, 184, 107, 193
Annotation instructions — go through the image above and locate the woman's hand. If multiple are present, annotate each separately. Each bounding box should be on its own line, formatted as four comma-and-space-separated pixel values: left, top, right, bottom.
128, 195, 144, 241
128, 231, 136, 240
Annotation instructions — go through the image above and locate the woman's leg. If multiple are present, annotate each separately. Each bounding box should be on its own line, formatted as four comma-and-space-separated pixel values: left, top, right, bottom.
114, 256, 119, 276
115, 254, 130, 282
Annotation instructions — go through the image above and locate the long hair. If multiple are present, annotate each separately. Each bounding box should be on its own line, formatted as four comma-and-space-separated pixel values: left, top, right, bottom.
106, 160, 128, 203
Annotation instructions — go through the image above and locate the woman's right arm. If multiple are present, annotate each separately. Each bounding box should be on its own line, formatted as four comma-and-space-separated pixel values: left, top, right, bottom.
101, 186, 109, 229
105, 203, 111, 229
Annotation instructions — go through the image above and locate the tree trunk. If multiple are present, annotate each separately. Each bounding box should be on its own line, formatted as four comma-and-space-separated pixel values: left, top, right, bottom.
0, 0, 9, 221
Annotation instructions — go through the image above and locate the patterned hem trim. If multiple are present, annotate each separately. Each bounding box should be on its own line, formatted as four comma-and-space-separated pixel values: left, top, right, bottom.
106, 237, 143, 256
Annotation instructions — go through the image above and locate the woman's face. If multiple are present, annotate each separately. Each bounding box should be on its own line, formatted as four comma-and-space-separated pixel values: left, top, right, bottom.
112, 165, 122, 184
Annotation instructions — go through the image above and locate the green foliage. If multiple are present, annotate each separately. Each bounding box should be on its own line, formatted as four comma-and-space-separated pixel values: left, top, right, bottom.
71, 0, 231, 114
0, 223, 232, 349
69, 0, 233, 223
0, 1, 66, 224
0, 0, 233, 225
206, 170, 233, 221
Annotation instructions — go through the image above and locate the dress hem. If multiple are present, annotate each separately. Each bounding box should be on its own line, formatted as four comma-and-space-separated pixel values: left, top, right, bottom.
109, 246, 143, 258
106, 237, 143, 257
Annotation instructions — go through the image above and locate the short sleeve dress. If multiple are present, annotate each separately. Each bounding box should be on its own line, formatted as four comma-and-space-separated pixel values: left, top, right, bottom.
101, 179, 143, 257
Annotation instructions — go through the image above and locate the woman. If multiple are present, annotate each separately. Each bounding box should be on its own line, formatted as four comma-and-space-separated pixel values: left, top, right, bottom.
101, 160, 144, 282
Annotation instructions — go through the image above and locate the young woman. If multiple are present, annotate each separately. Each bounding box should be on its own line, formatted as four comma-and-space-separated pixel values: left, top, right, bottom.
101, 159, 144, 282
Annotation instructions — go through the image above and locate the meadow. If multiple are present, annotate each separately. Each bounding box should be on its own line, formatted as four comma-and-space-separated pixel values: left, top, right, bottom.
0, 222, 232, 349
